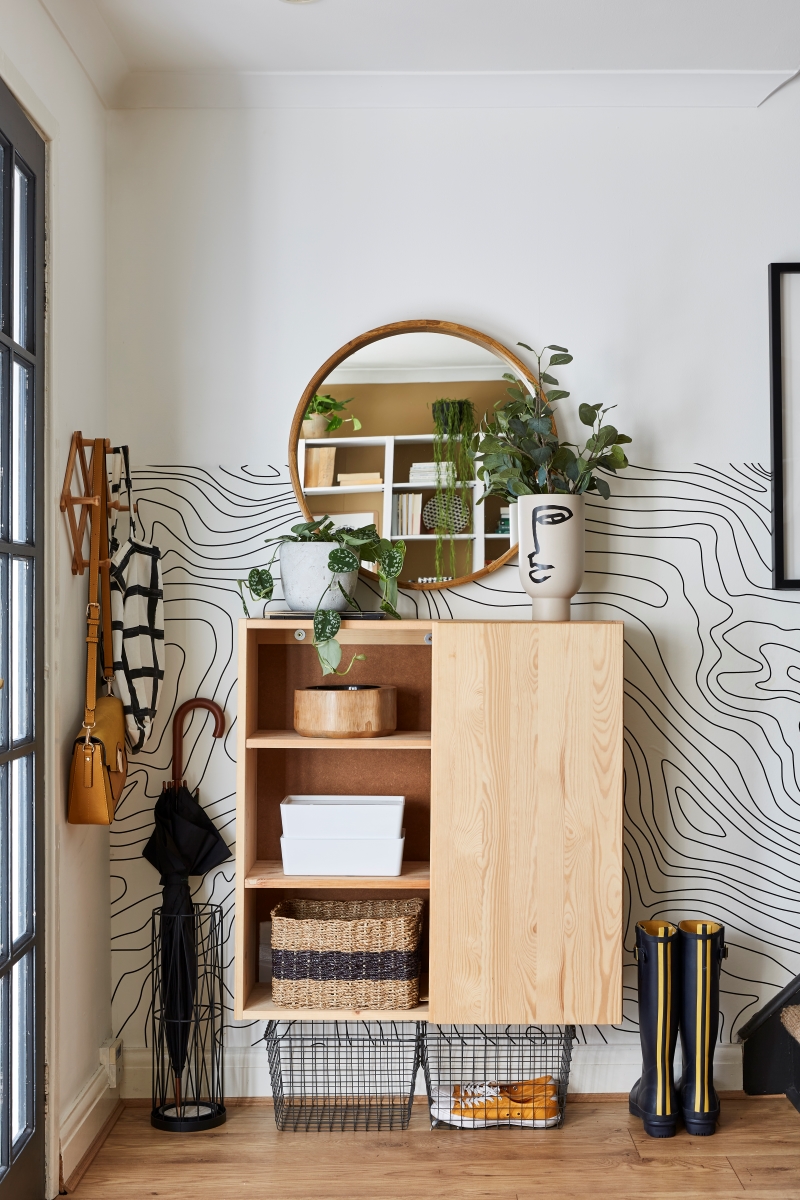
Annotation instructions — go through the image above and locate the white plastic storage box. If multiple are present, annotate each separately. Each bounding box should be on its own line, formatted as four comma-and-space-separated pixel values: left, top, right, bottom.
279, 795, 404, 840
280, 834, 405, 877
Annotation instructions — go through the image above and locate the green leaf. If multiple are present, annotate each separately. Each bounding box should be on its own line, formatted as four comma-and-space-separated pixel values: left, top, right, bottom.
527, 416, 553, 435
338, 582, 362, 611
517, 341, 534, 352
325, 415, 343, 432
548, 353, 573, 366
314, 609, 341, 643
594, 476, 611, 500
544, 389, 570, 403
536, 465, 548, 489
546, 344, 569, 352
351, 416, 362, 431
316, 638, 342, 675
615, 433, 632, 444
377, 544, 405, 579
578, 404, 600, 427
247, 567, 274, 600
236, 581, 251, 618
328, 546, 359, 574
380, 597, 401, 620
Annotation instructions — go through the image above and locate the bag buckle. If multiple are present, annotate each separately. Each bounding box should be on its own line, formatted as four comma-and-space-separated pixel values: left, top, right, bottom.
86, 601, 101, 621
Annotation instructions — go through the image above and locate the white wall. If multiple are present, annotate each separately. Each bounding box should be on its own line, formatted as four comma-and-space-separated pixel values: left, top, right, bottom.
0, 2, 112, 1191
105, 83, 800, 1099
109, 81, 800, 466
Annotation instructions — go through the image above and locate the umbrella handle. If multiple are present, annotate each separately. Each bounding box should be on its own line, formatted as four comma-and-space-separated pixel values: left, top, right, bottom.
172, 698, 225, 788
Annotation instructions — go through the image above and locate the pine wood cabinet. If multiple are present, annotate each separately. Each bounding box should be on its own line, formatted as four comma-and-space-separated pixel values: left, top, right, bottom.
234, 618, 623, 1024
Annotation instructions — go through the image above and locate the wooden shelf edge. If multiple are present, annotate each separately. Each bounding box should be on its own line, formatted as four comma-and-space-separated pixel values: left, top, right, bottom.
245, 861, 431, 889
243, 979, 429, 1022
245, 730, 432, 750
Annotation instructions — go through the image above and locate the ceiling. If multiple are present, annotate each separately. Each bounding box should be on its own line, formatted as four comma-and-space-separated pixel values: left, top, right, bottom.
40, 0, 800, 108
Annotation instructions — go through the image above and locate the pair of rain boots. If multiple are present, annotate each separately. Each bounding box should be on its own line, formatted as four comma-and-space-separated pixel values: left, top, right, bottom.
629, 919, 727, 1138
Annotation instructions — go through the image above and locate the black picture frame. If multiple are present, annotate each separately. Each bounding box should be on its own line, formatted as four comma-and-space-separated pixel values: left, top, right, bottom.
769, 262, 800, 588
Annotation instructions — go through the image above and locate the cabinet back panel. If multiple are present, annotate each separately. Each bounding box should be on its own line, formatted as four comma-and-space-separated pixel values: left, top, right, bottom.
256, 748, 431, 861
258, 643, 432, 731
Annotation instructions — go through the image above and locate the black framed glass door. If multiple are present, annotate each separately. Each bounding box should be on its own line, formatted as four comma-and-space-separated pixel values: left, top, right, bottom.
0, 75, 45, 1199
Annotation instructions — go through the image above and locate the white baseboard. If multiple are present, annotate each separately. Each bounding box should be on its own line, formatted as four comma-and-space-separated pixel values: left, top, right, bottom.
59, 1065, 120, 1181
121, 1042, 743, 1100
569, 1042, 743, 1093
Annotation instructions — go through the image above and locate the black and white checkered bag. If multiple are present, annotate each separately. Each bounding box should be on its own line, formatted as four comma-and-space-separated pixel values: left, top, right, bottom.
108, 448, 165, 752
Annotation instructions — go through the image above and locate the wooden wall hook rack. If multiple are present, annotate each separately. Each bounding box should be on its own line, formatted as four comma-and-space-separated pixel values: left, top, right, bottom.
60, 432, 138, 576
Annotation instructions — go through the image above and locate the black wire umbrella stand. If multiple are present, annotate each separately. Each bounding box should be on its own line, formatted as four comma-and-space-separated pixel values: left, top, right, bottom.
145, 698, 231, 1132
151, 902, 226, 1132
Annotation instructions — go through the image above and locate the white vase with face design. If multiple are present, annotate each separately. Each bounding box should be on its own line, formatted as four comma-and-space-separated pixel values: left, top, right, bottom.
517, 494, 585, 621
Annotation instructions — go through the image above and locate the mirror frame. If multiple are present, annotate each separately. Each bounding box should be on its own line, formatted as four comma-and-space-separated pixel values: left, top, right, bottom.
288, 318, 543, 591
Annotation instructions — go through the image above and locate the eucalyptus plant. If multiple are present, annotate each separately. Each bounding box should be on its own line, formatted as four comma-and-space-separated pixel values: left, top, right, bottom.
304, 393, 361, 434
237, 518, 406, 676
474, 343, 632, 502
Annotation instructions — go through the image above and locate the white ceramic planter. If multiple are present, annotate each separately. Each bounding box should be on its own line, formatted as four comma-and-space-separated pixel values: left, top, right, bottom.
517, 493, 584, 621
280, 542, 358, 612
300, 413, 328, 438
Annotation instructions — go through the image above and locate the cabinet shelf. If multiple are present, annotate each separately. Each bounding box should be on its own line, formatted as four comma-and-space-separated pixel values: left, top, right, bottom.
246, 729, 431, 750
242, 978, 429, 1022
245, 860, 430, 889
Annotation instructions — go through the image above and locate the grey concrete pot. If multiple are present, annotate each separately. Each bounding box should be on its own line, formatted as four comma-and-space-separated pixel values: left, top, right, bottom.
280, 541, 358, 612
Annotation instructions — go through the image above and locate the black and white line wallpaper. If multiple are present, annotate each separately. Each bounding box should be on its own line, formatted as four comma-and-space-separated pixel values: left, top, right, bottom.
110, 462, 800, 1070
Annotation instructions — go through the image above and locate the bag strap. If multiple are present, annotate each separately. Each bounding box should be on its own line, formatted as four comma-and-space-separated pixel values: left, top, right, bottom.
83, 439, 106, 733
98, 452, 114, 688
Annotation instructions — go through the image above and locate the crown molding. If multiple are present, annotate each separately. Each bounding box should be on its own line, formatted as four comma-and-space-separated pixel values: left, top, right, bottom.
112, 68, 795, 111
39, 0, 128, 107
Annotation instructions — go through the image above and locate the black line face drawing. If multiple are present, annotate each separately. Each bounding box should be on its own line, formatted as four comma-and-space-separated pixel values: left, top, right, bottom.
527, 503, 574, 584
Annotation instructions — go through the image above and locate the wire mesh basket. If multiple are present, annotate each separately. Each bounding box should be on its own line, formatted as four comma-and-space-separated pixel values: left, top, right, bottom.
423, 1025, 575, 1129
265, 1020, 423, 1131
151, 902, 226, 1132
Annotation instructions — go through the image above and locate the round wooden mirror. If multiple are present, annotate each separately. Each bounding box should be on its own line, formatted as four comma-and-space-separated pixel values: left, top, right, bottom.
288, 319, 540, 591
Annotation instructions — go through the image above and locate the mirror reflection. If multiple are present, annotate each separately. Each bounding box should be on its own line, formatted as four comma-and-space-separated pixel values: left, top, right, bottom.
296, 332, 521, 588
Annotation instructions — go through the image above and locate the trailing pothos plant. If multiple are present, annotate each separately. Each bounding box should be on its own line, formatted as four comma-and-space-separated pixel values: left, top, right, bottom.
304, 393, 361, 434
474, 342, 632, 501
237, 518, 406, 676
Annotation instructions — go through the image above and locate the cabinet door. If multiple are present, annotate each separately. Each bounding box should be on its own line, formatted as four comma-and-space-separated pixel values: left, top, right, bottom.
429, 622, 623, 1024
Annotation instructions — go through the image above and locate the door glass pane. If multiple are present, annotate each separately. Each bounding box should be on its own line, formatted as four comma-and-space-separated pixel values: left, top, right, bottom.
10, 756, 32, 946
10, 556, 32, 744
0, 763, 6, 963
12, 164, 30, 350
11, 951, 31, 1149
0, 553, 7, 752
0, 346, 7, 541
0, 139, 5, 332
11, 360, 32, 544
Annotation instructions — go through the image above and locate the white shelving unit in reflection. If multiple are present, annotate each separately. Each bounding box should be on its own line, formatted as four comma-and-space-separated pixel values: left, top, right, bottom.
299, 434, 512, 576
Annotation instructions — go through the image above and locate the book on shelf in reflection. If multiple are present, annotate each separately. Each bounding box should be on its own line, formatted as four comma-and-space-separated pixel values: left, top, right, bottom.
408, 461, 456, 485
337, 472, 382, 487
394, 493, 422, 536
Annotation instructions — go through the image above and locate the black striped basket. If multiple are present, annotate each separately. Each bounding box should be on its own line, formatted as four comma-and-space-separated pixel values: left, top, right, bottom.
270, 898, 424, 1010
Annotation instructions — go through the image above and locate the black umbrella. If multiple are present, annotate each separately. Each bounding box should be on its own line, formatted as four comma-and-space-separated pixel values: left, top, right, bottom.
143, 699, 230, 1115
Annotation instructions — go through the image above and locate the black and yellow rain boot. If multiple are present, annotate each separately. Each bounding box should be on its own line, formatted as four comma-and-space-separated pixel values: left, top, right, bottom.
629, 921, 680, 1137
677, 920, 726, 1135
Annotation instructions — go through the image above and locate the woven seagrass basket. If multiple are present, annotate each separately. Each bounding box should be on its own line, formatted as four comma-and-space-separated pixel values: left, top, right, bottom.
270, 898, 424, 1010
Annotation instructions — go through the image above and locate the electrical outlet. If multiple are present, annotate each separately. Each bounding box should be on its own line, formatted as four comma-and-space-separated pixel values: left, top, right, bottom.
100, 1037, 123, 1089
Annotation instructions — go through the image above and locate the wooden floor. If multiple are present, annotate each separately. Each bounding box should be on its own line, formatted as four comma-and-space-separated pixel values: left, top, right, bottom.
72, 1097, 800, 1199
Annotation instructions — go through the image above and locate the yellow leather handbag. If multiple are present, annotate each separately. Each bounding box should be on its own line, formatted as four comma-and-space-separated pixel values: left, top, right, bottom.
68, 439, 128, 824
